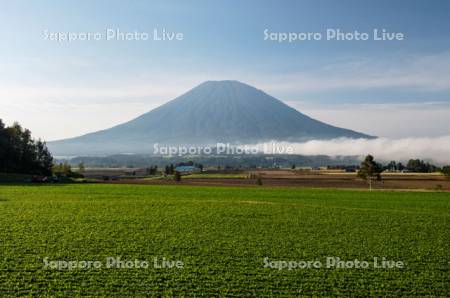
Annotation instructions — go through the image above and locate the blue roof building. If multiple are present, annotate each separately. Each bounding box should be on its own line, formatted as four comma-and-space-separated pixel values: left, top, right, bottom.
175, 166, 197, 173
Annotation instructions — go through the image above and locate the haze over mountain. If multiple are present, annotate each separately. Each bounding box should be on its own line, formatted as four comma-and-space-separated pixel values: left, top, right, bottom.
48, 80, 373, 155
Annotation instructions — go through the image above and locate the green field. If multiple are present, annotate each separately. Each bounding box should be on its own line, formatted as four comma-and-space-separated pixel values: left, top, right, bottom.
0, 184, 449, 296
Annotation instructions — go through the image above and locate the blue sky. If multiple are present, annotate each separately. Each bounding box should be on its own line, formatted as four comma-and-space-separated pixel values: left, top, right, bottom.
1, 0, 450, 140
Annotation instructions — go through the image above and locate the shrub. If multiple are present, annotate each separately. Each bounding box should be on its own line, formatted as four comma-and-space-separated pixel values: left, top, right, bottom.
256, 176, 263, 186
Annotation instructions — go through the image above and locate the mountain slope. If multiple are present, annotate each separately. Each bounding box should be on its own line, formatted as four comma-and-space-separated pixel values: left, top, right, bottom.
48, 80, 373, 155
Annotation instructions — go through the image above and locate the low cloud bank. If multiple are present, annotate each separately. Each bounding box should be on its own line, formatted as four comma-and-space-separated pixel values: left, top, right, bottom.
258, 136, 450, 165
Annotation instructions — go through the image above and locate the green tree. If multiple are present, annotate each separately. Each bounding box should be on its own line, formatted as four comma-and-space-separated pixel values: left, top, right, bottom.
358, 155, 383, 190
53, 162, 72, 177
442, 166, 450, 179
195, 163, 204, 172
385, 161, 397, 172
146, 165, 158, 175
0, 119, 53, 175
36, 140, 53, 175
78, 162, 85, 173
174, 171, 181, 182
406, 159, 438, 173
63, 162, 71, 175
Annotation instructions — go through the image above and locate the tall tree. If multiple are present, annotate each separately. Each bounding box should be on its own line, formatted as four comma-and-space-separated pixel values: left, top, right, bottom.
358, 155, 383, 190
0, 119, 7, 172
36, 140, 53, 175
0, 119, 53, 175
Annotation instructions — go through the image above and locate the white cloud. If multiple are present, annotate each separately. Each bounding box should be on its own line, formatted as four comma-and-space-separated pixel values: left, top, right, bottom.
257, 136, 450, 165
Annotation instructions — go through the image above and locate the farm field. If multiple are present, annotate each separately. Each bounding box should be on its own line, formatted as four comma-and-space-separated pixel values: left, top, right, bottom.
97, 169, 450, 191
183, 173, 248, 179
0, 184, 449, 296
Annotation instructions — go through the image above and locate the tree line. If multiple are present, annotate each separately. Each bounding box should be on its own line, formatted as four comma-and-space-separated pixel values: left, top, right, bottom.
384, 159, 439, 173
0, 120, 53, 175
358, 155, 450, 190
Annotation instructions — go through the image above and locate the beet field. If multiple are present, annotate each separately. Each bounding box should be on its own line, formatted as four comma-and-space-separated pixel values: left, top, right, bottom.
0, 184, 449, 296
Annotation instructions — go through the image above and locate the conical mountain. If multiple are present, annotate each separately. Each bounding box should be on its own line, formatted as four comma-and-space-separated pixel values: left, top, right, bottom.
48, 80, 372, 155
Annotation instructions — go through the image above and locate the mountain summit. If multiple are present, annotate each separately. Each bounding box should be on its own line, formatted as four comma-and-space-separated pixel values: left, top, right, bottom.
48, 80, 372, 155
